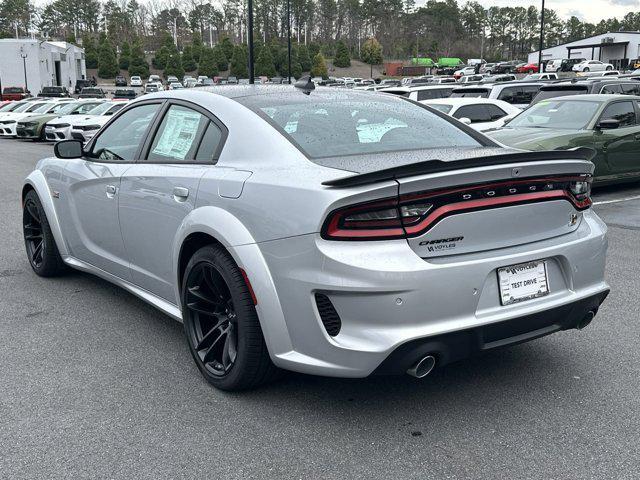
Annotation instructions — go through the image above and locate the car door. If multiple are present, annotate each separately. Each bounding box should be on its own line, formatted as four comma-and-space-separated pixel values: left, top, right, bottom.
118, 101, 227, 303
56, 101, 163, 280
593, 100, 640, 177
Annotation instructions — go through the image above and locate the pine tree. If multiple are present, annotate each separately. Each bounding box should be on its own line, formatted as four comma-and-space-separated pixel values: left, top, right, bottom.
297, 44, 312, 72
164, 50, 185, 79
229, 45, 248, 78
212, 45, 228, 71
83, 34, 99, 69
191, 31, 203, 63
333, 40, 351, 68
310, 53, 328, 78
98, 37, 119, 78
198, 47, 218, 78
119, 41, 131, 70
219, 36, 234, 62
181, 45, 197, 72
153, 46, 170, 69
255, 44, 276, 77
128, 39, 149, 78
361, 37, 383, 78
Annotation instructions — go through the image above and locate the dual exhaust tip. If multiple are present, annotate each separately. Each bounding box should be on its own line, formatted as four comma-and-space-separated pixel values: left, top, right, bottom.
407, 355, 436, 378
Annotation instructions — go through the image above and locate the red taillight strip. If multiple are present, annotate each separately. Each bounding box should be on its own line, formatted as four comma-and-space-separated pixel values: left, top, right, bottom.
403, 190, 588, 236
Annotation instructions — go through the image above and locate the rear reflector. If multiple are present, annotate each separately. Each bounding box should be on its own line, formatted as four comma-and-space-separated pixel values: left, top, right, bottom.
322, 175, 592, 241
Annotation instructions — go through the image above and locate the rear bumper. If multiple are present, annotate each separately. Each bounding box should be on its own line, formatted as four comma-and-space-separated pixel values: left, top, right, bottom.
244, 209, 609, 378
374, 289, 609, 375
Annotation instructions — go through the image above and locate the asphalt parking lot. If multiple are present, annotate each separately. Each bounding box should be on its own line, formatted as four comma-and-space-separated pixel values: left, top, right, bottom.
1, 139, 639, 479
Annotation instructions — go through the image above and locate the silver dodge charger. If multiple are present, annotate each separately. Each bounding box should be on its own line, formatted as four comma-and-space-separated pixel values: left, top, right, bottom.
22, 84, 610, 391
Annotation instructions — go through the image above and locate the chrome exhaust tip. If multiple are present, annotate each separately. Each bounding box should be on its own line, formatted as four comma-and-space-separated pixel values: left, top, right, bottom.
407, 355, 436, 378
577, 310, 596, 330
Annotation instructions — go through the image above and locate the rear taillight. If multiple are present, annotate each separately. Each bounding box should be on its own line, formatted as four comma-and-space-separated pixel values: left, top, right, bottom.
322, 175, 592, 241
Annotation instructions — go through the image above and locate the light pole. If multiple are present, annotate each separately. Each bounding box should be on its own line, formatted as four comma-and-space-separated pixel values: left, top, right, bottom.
20, 48, 28, 92
248, 0, 254, 84
287, 0, 292, 83
538, 0, 546, 72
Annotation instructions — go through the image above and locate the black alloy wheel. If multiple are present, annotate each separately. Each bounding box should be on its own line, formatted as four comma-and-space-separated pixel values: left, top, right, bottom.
22, 190, 67, 277
181, 245, 278, 391
23, 197, 45, 269
184, 261, 238, 377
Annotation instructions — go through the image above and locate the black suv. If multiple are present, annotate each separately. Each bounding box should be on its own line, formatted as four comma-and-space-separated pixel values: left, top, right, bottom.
38, 86, 70, 97
78, 87, 107, 98
74, 79, 96, 94
531, 78, 640, 104
115, 75, 127, 87
492, 60, 523, 74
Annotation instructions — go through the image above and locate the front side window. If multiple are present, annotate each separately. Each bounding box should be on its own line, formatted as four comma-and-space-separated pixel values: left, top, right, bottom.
147, 105, 212, 162
601, 84, 622, 94
241, 94, 483, 159
90, 103, 160, 162
497, 87, 519, 104
599, 101, 637, 127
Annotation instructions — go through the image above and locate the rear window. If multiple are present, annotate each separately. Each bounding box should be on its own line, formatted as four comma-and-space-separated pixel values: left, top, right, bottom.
3, 87, 24, 94
450, 89, 490, 98
240, 94, 482, 158
532, 86, 588, 103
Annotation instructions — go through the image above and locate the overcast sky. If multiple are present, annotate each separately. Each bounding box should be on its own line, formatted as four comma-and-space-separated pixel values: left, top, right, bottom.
414, 0, 639, 23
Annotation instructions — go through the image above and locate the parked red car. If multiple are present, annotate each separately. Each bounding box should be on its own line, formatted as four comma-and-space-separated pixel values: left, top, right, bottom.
1, 87, 30, 101
517, 63, 539, 74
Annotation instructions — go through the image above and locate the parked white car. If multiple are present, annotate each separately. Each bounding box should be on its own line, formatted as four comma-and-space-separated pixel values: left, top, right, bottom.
450, 82, 542, 109
380, 84, 455, 101
421, 97, 522, 132
521, 73, 558, 81
572, 60, 614, 72
65, 101, 129, 142
48, 101, 127, 142
130, 76, 143, 87
0, 101, 57, 137
42, 100, 106, 141
454, 67, 477, 78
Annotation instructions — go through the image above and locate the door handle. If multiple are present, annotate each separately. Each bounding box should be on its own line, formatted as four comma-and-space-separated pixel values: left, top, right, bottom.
106, 185, 117, 198
172, 186, 190, 201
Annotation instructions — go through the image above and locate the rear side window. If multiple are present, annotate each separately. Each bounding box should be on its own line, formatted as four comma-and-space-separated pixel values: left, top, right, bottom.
147, 105, 210, 163
90, 103, 160, 161
497, 87, 519, 103
601, 84, 622, 94
195, 123, 223, 162
520, 85, 540, 103
454, 104, 507, 123
600, 101, 637, 127
621, 83, 640, 95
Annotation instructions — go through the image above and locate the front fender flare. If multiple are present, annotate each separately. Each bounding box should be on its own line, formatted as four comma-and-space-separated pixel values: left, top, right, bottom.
23, 170, 70, 257
171, 206, 294, 358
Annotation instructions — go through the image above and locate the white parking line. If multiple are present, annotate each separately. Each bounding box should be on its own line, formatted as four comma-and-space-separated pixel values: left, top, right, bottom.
594, 194, 640, 205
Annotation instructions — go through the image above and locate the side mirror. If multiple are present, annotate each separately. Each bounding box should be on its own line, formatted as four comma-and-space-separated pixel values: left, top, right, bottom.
54, 139, 83, 159
596, 119, 620, 130
459, 117, 472, 125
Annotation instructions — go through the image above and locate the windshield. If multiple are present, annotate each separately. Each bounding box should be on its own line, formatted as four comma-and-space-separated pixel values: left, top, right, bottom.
0, 103, 17, 112
88, 103, 115, 115
427, 104, 453, 114
506, 99, 601, 130
34, 102, 56, 113
14, 102, 35, 113
240, 93, 482, 158
53, 102, 82, 115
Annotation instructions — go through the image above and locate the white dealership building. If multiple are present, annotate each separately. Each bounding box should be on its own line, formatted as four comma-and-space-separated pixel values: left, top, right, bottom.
0, 39, 86, 94
528, 31, 640, 70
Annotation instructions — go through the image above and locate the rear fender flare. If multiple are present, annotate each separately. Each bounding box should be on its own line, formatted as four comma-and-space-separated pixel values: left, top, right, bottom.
172, 206, 294, 358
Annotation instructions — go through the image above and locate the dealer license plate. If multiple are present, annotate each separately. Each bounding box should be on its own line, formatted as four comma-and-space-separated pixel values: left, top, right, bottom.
498, 260, 549, 306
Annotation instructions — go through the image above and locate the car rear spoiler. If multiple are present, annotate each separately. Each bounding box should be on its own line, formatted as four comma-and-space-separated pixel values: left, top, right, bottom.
322, 147, 596, 188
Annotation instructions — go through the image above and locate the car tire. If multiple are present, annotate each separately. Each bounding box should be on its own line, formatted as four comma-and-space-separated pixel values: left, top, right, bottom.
23, 190, 68, 277
606, 66, 613, 71
181, 245, 279, 391
583, 67, 590, 72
